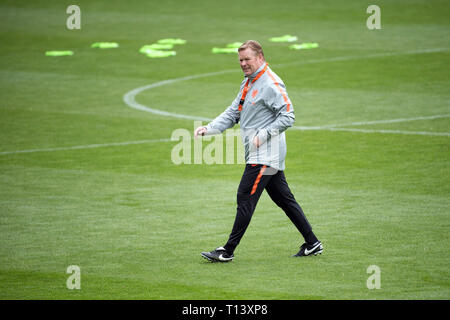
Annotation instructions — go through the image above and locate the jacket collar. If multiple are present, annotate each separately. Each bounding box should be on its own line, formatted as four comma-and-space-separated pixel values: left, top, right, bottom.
247, 61, 267, 80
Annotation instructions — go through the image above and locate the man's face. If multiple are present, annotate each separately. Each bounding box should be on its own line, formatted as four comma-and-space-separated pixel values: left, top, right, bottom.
239, 48, 264, 76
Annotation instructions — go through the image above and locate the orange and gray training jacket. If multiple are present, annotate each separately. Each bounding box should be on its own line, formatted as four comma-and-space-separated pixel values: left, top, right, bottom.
204, 62, 295, 171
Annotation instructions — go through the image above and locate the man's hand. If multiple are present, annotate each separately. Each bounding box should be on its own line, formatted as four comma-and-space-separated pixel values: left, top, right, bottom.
253, 135, 261, 148
194, 126, 207, 138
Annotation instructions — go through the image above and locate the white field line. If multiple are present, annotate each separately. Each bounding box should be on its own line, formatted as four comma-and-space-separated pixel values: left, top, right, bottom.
0, 138, 172, 155
3, 50, 448, 156
122, 47, 449, 137
123, 71, 233, 121
293, 126, 450, 136
275, 47, 448, 68
2, 114, 448, 155
293, 114, 450, 136
122, 47, 448, 121
317, 114, 450, 128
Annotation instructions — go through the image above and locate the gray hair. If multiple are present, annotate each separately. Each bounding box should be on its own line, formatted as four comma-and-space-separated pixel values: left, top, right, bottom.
238, 40, 265, 58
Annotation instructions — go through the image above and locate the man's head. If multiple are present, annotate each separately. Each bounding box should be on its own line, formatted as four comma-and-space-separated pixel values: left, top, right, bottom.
238, 40, 265, 76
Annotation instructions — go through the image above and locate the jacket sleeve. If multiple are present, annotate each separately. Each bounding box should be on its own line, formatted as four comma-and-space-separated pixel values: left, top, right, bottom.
257, 82, 295, 144
204, 81, 244, 134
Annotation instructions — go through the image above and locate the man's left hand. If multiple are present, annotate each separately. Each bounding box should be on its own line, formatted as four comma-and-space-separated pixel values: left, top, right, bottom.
253, 135, 261, 148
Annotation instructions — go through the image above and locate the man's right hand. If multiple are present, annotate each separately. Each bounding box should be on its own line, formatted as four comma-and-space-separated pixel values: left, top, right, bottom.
194, 126, 207, 138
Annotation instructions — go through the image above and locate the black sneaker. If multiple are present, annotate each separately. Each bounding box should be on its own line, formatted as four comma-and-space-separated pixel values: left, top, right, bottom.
293, 241, 323, 257
201, 247, 234, 262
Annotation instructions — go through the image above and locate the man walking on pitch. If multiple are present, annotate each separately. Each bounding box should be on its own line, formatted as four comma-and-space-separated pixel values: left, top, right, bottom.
195, 40, 322, 262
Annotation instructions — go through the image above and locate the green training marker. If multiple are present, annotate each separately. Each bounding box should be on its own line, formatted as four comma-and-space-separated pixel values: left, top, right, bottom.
145, 49, 176, 58
289, 42, 319, 50
140, 44, 174, 53
226, 42, 243, 48
212, 47, 238, 54
45, 51, 74, 56
91, 42, 119, 49
269, 35, 298, 42
157, 38, 187, 45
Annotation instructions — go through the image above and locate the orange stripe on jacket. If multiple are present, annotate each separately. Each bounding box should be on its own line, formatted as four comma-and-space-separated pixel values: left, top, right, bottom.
250, 165, 267, 195
238, 63, 268, 111
267, 70, 291, 112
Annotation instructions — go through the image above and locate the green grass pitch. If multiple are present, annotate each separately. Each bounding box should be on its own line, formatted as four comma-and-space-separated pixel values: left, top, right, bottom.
0, 0, 449, 299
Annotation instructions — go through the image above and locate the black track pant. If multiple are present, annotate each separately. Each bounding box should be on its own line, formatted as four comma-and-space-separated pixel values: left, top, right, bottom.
223, 164, 316, 254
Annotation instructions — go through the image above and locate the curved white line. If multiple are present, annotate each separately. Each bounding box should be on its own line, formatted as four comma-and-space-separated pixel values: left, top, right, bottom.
5, 50, 447, 156
122, 48, 448, 121
123, 70, 237, 121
